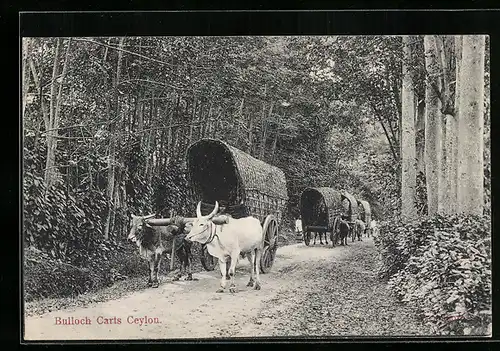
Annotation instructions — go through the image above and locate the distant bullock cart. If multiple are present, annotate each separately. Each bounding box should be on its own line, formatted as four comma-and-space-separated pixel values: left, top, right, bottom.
357, 199, 372, 237
341, 191, 359, 242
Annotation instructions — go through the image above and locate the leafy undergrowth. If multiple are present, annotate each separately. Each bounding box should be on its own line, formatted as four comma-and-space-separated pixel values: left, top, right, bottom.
24, 241, 208, 308
375, 214, 491, 336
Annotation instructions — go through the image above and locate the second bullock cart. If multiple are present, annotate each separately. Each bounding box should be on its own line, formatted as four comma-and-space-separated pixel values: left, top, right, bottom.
300, 187, 344, 247
300, 187, 360, 247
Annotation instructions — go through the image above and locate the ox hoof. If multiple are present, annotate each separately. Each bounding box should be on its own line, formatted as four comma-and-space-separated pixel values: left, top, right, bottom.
185, 275, 193, 281
216, 288, 225, 293
254, 283, 261, 290
229, 286, 237, 293
246, 281, 254, 287
172, 276, 180, 281
147, 281, 153, 287
152, 282, 159, 288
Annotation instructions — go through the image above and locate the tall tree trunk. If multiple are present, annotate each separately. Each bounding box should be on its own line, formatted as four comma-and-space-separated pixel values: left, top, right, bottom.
44, 38, 71, 189
457, 35, 485, 215
44, 38, 62, 188
271, 112, 283, 163
22, 38, 32, 120
235, 94, 245, 145
259, 102, 273, 160
104, 37, 126, 240
435, 35, 457, 214
28, 47, 50, 134
423, 35, 444, 215
401, 35, 417, 220
447, 35, 462, 214
147, 97, 157, 185
248, 111, 254, 154
415, 100, 426, 174
201, 101, 211, 138
189, 95, 197, 145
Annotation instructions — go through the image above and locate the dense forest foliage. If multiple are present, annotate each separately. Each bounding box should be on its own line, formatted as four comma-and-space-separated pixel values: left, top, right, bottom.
22, 36, 490, 335
23, 36, 405, 248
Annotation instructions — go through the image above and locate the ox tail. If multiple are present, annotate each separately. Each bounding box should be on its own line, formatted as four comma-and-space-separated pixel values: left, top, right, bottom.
253, 248, 258, 273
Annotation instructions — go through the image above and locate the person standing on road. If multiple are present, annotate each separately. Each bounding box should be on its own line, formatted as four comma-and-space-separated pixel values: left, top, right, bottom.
295, 218, 303, 240
370, 219, 379, 239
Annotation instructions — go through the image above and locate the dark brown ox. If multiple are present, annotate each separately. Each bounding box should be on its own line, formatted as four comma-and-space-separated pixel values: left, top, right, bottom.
128, 214, 193, 288
332, 216, 350, 246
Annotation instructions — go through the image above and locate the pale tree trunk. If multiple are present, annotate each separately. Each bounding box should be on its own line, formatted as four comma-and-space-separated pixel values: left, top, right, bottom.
104, 37, 126, 240
415, 100, 426, 174
22, 38, 32, 120
457, 35, 485, 215
146, 97, 157, 185
248, 112, 254, 154
448, 35, 462, 214
423, 35, 444, 215
145, 92, 155, 180
401, 35, 417, 220
271, 112, 284, 162
44, 38, 62, 188
44, 38, 71, 189
235, 94, 244, 145
259, 102, 273, 160
28, 46, 50, 133
435, 35, 457, 214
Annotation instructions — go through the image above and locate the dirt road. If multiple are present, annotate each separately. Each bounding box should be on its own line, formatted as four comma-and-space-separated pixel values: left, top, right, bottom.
24, 239, 429, 340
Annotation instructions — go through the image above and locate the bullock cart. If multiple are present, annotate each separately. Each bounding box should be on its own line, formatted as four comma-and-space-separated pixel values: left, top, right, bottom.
186, 138, 289, 274
144, 139, 288, 273
357, 199, 372, 237
300, 187, 345, 247
341, 191, 359, 242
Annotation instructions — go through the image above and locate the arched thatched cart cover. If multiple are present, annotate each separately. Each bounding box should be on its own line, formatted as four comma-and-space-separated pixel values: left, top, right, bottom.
186, 138, 288, 224
341, 191, 359, 222
300, 187, 343, 233
357, 199, 372, 225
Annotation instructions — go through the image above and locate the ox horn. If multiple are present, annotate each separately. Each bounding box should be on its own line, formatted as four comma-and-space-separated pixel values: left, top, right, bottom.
196, 201, 202, 218
143, 213, 156, 219
206, 201, 219, 219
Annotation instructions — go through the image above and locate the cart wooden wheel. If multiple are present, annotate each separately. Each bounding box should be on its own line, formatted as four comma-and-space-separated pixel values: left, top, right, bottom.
200, 244, 216, 271
304, 231, 311, 246
260, 215, 278, 274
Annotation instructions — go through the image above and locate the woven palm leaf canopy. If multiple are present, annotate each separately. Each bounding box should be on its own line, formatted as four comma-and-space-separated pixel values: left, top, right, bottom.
300, 187, 343, 230
186, 139, 288, 223
357, 199, 372, 224
340, 191, 359, 222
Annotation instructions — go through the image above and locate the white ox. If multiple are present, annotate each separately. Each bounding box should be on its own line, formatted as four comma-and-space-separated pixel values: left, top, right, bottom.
185, 201, 264, 293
